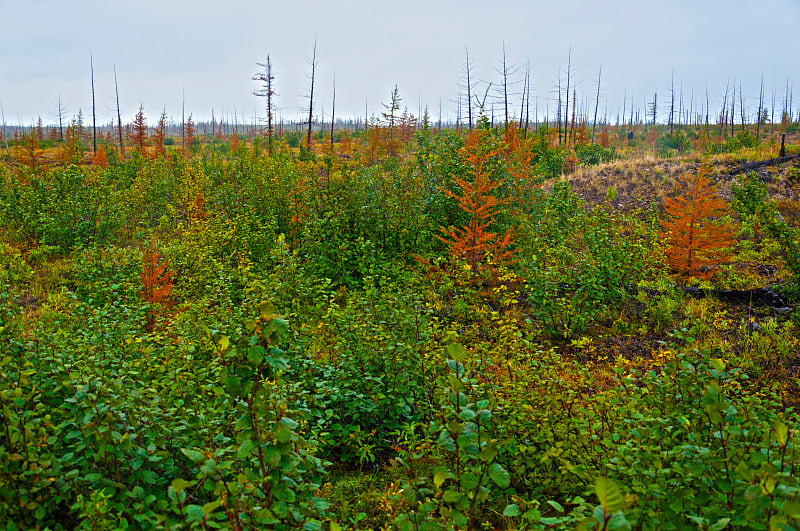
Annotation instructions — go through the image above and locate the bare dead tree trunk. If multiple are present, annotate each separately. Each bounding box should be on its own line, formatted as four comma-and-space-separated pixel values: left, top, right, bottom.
730, 81, 736, 137
57, 95, 65, 142
90, 52, 97, 154
592, 65, 601, 144
570, 88, 577, 144
497, 41, 515, 131
523, 59, 531, 136
705, 86, 710, 141
668, 71, 675, 134
650, 92, 657, 126
181, 90, 185, 152
757, 74, 764, 140
114, 65, 125, 158
253, 54, 276, 153
556, 75, 562, 144
330, 73, 335, 149
564, 47, 571, 144
739, 82, 746, 134
719, 82, 729, 138
771, 88, 776, 135
462, 47, 475, 130
621, 89, 627, 129
629, 93, 634, 127
306, 37, 318, 148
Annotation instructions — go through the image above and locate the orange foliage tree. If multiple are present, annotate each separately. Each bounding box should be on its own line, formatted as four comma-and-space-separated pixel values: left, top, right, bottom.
15, 132, 44, 173
60, 120, 85, 165
130, 105, 148, 155
659, 165, 736, 278
92, 144, 108, 169
438, 123, 515, 279
183, 115, 195, 155
140, 240, 175, 330
151, 110, 167, 158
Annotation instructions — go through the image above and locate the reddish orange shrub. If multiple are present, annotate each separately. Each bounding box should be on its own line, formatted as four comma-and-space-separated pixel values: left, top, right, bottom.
659, 165, 736, 279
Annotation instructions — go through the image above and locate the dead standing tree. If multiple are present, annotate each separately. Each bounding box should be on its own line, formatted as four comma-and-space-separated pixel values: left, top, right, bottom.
592, 65, 602, 143
329, 73, 336, 150
459, 46, 477, 131
519, 59, 532, 137
495, 41, 520, 131
563, 47, 572, 144
114, 66, 125, 158
305, 37, 318, 148
253, 54, 276, 153
90, 52, 97, 155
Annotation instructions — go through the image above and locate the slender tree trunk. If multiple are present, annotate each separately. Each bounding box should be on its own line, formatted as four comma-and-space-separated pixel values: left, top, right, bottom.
114, 65, 125, 158
90, 52, 97, 154
730, 82, 736, 137
556, 75, 562, 144
771, 88, 776, 135
621, 90, 627, 130
330, 74, 335, 149
570, 88, 577, 144
306, 37, 317, 148
57, 95, 65, 142
564, 47, 571, 144
757, 74, 764, 139
669, 71, 675, 135
464, 47, 474, 130
592, 65, 601, 143
739, 82, 746, 134
524, 60, 531, 136
629, 93, 634, 127
501, 41, 510, 130
719, 82, 729, 138
705, 87, 710, 141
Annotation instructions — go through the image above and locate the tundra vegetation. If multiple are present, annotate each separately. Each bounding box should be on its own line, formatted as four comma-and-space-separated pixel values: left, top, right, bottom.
1, 102, 800, 530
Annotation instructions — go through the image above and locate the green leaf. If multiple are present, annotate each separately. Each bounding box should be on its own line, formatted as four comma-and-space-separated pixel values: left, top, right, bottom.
461, 472, 479, 490
595, 476, 624, 514
263, 446, 282, 468
180, 448, 206, 464
446, 342, 468, 361
202, 499, 223, 515
237, 439, 258, 459
547, 500, 564, 513
488, 463, 510, 488
452, 509, 468, 528
458, 408, 476, 421
443, 489, 463, 504
478, 443, 498, 462
171, 478, 194, 493
708, 517, 731, 531
219, 335, 230, 351
607, 511, 631, 530
247, 346, 265, 366
433, 470, 446, 489
710, 358, 725, 373
185, 505, 204, 523
775, 420, 789, 446
503, 504, 522, 517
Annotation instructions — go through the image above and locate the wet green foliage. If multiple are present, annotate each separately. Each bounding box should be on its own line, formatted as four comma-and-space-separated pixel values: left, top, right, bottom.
0, 129, 798, 529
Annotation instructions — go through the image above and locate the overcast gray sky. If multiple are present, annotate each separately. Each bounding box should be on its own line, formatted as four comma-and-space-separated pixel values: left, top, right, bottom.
1, 0, 798, 127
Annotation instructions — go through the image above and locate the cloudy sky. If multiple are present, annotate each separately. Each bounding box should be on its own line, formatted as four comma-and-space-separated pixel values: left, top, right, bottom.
1, 0, 798, 127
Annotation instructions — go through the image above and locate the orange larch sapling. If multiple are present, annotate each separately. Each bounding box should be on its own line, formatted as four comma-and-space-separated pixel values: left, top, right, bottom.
659, 164, 736, 279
